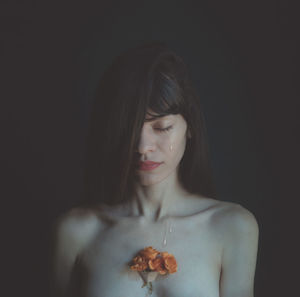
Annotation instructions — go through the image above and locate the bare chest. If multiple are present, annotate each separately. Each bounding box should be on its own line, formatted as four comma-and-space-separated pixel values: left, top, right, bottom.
74, 216, 222, 297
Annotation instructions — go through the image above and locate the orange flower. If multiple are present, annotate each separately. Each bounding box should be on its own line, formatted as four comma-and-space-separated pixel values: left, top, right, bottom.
129, 246, 178, 275
148, 257, 168, 275
161, 252, 177, 273
130, 255, 148, 271
139, 246, 160, 260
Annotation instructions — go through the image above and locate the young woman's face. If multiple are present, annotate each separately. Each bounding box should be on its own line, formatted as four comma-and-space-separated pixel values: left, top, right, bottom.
135, 111, 189, 186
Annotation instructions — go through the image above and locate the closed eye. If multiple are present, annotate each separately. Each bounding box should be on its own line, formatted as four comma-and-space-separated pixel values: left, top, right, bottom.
155, 126, 173, 133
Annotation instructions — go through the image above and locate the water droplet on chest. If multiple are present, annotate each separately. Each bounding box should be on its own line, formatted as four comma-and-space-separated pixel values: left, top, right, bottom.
162, 237, 167, 246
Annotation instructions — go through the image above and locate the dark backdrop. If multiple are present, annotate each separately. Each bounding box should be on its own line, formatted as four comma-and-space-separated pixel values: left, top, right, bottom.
2, 1, 299, 297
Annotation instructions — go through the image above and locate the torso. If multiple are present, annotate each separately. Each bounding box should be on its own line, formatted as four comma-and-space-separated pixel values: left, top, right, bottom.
67, 197, 237, 297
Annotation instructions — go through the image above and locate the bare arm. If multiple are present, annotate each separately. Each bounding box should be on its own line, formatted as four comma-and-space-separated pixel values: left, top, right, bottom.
50, 209, 99, 297
219, 204, 259, 297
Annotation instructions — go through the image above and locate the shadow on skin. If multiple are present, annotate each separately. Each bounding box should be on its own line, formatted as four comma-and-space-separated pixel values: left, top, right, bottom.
66, 257, 86, 297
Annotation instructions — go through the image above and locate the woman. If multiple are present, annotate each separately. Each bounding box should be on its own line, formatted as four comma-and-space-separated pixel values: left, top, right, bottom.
51, 42, 259, 297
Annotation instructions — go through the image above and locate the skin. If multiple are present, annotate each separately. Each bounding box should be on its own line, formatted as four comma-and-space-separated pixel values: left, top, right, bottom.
51, 112, 259, 297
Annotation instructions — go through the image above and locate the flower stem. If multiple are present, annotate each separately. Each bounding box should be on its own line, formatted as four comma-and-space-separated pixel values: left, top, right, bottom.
149, 282, 153, 294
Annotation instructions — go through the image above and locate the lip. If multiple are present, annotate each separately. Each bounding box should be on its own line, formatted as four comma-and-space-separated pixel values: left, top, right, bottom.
138, 161, 162, 171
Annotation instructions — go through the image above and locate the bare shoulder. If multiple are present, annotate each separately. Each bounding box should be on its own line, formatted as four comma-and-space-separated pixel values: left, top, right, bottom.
209, 200, 259, 239
54, 207, 99, 231
52, 207, 101, 251
187, 194, 259, 235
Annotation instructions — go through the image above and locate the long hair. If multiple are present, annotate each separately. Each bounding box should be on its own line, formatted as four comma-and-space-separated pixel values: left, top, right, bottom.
83, 42, 216, 207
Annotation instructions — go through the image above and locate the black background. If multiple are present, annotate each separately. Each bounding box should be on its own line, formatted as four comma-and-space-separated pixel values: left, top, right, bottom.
1, 1, 299, 296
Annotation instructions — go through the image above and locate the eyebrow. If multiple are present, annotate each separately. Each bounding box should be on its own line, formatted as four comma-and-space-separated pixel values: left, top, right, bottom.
144, 114, 172, 122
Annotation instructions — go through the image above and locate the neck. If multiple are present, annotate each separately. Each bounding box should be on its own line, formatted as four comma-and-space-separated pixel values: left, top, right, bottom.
130, 170, 188, 222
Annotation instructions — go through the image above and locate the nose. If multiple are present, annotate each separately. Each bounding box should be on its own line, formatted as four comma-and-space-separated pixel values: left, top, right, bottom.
137, 126, 156, 155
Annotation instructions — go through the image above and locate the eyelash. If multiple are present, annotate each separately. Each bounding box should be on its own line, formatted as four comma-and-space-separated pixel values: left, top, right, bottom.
155, 126, 173, 133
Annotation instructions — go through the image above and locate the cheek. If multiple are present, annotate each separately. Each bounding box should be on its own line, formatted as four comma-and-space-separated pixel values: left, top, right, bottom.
174, 138, 187, 161
162, 133, 187, 161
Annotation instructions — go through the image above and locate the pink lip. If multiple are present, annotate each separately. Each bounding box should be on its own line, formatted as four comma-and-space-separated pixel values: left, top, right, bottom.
139, 161, 162, 171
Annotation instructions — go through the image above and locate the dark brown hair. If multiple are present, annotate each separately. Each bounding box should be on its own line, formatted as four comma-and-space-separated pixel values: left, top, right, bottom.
83, 42, 216, 207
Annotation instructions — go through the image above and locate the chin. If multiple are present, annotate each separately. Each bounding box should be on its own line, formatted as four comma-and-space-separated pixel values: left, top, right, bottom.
139, 180, 160, 186
137, 172, 171, 186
